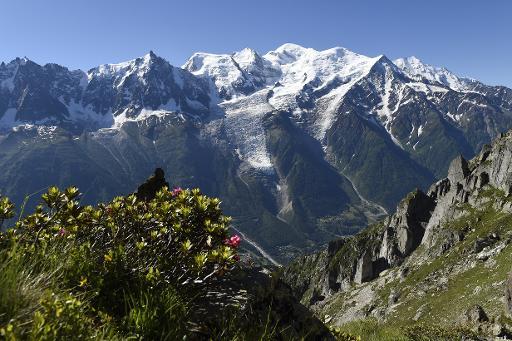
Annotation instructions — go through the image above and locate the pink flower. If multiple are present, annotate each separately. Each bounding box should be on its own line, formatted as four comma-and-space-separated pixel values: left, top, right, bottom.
58, 228, 67, 236
171, 187, 182, 197
224, 234, 241, 248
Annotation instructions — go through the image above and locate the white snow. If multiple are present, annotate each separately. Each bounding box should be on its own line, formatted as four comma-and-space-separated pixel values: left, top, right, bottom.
184, 43, 421, 169
172, 68, 184, 89
458, 98, 489, 109
0, 44, 501, 175
112, 99, 179, 128
66, 101, 114, 128
395, 56, 470, 92
406, 82, 449, 94
88, 52, 156, 89
446, 111, 462, 122
0, 108, 59, 139
264, 45, 382, 140
220, 89, 275, 171
0, 61, 20, 91
184, 43, 391, 170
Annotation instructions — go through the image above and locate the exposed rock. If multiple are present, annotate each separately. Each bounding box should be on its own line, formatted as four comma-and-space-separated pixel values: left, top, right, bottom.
473, 234, 499, 253
462, 305, 489, 324
506, 272, 512, 316
327, 238, 347, 256
354, 251, 373, 284
282, 131, 512, 334
447, 155, 470, 184
413, 304, 426, 321
478, 144, 492, 163
388, 290, 400, 305
391, 189, 436, 256
283, 188, 436, 299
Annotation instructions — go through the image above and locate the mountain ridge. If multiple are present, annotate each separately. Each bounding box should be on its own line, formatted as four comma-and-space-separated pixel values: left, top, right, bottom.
282, 129, 512, 337
1, 43, 512, 262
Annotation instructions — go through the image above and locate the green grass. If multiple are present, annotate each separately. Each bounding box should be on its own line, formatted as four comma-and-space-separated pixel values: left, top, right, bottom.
329, 318, 478, 341
331, 318, 409, 340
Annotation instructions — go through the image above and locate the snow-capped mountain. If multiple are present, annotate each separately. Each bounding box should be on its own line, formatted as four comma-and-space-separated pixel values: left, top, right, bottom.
0, 52, 212, 131
1, 44, 511, 262
184, 43, 512, 178
393, 56, 471, 91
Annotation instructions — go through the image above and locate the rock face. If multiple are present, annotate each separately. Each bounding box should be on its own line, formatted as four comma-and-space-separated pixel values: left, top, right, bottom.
423, 131, 512, 250
0, 53, 212, 131
282, 130, 512, 329
283, 188, 436, 302
463, 305, 489, 324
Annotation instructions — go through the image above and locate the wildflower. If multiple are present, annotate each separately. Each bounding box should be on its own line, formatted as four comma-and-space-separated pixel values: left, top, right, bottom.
58, 228, 66, 236
224, 234, 241, 248
171, 187, 182, 197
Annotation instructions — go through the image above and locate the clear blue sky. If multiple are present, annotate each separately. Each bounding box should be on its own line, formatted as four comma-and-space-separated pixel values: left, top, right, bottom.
1, 0, 511, 87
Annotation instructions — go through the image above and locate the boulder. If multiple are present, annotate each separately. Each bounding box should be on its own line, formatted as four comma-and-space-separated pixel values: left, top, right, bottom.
462, 305, 488, 324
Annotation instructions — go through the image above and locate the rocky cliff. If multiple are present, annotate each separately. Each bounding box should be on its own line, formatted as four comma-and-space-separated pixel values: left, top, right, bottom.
283, 130, 512, 338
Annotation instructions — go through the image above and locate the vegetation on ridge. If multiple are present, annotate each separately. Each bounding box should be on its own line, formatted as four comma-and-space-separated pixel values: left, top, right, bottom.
0, 185, 295, 340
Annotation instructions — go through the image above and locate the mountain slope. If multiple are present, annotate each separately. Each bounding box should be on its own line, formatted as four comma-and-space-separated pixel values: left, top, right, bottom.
1, 44, 512, 262
282, 130, 512, 338
185, 44, 512, 211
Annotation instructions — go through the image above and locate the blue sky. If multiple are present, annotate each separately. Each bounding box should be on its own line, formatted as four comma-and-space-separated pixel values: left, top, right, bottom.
1, 0, 511, 87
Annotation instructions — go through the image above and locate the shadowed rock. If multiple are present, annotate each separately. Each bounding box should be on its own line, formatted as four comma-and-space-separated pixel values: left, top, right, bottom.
135, 168, 170, 201
506, 273, 512, 316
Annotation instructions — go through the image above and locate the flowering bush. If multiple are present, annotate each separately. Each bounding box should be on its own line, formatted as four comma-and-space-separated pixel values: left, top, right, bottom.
3, 186, 240, 286
0, 185, 242, 339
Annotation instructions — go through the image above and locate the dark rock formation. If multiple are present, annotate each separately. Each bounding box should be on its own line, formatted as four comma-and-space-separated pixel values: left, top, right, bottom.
135, 168, 170, 201
283, 187, 436, 301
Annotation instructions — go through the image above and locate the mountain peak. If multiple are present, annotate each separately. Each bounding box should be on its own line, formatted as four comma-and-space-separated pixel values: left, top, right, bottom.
269, 43, 313, 62
233, 48, 261, 64
4, 56, 32, 67
144, 50, 161, 63
394, 55, 469, 91
275, 42, 308, 51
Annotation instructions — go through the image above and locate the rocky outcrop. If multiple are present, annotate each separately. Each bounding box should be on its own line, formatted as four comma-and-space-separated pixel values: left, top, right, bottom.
282, 188, 436, 302
283, 130, 512, 318
423, 131, 512, 250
